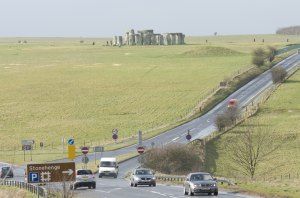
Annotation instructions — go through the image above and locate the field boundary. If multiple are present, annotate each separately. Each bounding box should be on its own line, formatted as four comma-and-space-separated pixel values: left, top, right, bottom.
0, 180, 47, 198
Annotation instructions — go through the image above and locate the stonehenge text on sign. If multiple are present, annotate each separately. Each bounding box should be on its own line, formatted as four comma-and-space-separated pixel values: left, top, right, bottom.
26, 162, 75, 183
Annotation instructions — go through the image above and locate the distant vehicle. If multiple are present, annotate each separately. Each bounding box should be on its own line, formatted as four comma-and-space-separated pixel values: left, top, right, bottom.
70, 169, 96, 190
183, 172, 218, 196
130, 168, 156, 187
0, 166, 14, 178
227, 99, 238, 108
98, 157, 118, 178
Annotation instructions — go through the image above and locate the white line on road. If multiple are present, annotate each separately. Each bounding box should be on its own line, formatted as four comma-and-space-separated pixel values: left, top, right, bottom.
171, 137, 180, 142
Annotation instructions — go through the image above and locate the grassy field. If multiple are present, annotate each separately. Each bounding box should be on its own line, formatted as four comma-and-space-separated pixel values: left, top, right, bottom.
0, 186, 36, 198
206, 71, 300, 197
0, 34, 300, 165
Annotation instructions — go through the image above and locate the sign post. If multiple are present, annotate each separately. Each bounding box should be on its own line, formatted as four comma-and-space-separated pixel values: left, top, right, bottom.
67, 138, 75, 161
93, 146, 104, 165
186, 130, 192, 141
138, 130, 143, 146
81, 147, 89, 169
112, 128, 118, 142
21, 140, 34, 162
26, 162, 75, 183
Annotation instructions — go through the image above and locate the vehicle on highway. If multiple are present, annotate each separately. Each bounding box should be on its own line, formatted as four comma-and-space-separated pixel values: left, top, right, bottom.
70, 169, 96, 190
0, 166, 14, 178
98, 157, 118, 178
227, 98, 238, 108
183, 172, 218, 196
130, 168, 156, 187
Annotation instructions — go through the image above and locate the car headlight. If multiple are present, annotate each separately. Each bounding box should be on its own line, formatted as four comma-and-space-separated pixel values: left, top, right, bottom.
190, 183, 196, 189
134, 176, 140, 181
212, 183, 217, 187
152, 176, 156, 180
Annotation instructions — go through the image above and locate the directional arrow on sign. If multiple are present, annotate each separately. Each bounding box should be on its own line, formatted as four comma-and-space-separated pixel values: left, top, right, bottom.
62, 169, 74, 176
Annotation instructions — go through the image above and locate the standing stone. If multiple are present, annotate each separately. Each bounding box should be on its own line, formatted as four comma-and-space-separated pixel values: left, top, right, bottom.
117, 36, 123, 46
113, 36, 118, 46
170, 34, 176, 45
135, 34, 142, 45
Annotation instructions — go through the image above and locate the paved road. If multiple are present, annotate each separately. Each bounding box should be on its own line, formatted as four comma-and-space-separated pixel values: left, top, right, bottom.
74, 158, 257, 198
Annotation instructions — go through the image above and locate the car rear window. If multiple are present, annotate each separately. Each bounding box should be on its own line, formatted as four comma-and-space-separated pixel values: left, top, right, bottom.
2, 167, 10, 171
77, 170, 92, 175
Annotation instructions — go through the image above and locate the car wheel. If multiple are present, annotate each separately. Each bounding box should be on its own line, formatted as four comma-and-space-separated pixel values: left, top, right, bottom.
184, 187, 188, 195
93, 184, 96, 189
214, 191, 218, 196
88, 186, 91, 189
188, 187, 194, 196
99, 174, 102, 178
153, 183, 156, 187
208, 192, 212, 196
114, 174, 117, 178
134, 183, 138, 187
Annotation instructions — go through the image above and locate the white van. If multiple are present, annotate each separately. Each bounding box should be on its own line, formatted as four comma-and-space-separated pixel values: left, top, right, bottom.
98, 157, 118, 178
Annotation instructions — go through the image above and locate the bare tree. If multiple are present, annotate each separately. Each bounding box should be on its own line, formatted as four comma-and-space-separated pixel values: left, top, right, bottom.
215, 107, 240, 131
266, 46, 277, 62
271, 66, 287, 83
226, 121, 291, 179
252, 48, 266, 68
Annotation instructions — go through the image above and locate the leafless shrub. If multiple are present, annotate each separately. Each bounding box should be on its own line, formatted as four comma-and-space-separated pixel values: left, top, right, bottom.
266, 46, 277, 62
252, 48, 266, 67
142, 144, 202, 175
215, 108, 240, 131
271, 66, 287, 83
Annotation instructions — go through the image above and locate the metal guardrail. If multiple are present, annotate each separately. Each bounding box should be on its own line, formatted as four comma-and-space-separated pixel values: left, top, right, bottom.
0, 180, 47, 198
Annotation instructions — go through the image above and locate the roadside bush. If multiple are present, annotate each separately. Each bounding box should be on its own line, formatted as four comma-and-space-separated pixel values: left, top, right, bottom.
271, 66, 287, 83
215, 108, 240, 131
252, 48, 266, 67
142, 144, 202, 175
266, 46, 277, 62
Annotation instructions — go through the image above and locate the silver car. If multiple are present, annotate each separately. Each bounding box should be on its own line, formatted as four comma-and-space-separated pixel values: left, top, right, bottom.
130, 168, 156, 187
70, 169, 96, 190
183, 172, 218, 196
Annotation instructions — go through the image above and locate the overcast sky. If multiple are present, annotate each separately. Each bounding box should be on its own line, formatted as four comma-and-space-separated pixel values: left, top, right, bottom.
0, 0, 299, 37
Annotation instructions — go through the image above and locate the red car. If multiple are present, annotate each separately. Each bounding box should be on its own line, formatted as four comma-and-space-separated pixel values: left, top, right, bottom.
227, 99, 238, 108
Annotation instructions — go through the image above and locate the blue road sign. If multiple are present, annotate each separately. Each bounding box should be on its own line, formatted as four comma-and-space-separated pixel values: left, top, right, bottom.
67, 138, 74, 145
29, 172, 40, 183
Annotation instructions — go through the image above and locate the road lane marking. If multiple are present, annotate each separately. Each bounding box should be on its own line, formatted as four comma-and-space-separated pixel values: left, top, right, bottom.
171, 137, 180, 142
95, 188, 122, 194
149, 190, 168, 196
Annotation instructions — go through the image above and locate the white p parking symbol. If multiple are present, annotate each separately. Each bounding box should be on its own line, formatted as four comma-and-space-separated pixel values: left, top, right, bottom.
29, 172, 40, 182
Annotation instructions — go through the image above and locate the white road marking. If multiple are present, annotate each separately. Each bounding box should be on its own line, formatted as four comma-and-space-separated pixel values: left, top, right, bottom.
149, 190, 168, 196
95, 188, 122, 194
171, 137, 180, 142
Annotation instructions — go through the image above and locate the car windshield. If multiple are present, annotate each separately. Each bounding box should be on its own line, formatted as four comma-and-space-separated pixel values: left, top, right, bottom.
1, 167, 11, 172
190, 174, 213, 181
77, 170, 92, 175
135, 169, 153, 175
100, 161, 116, 167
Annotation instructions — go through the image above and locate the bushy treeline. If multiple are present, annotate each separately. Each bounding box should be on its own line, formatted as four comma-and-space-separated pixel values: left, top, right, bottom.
276, 26, 300, 35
